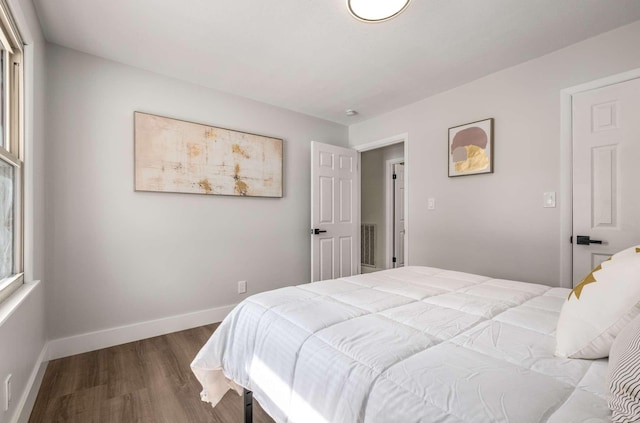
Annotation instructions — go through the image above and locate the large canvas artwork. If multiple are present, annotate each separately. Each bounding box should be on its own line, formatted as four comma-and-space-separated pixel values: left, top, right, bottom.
134, 112, 283, 197
448, 118, 494, 177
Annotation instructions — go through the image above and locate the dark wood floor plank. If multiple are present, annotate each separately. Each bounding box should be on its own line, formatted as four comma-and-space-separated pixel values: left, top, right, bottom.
99, 389, 155, 423
47, 385, 106, 423
107, 342, 147, 399
29, 324, 275, 423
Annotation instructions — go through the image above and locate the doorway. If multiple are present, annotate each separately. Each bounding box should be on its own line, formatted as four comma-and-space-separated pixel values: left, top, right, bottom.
310, 135, 408, 282
561, 69, 640, 287
570, 77, 640, 285
360, 143, 405, 273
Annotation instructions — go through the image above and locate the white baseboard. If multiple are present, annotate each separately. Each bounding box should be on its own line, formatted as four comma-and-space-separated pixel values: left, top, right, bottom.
46, 303, 238, 361
14, 343, 48, 423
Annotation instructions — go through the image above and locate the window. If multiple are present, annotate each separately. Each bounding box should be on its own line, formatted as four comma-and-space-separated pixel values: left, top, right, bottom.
0, 0, 22, 304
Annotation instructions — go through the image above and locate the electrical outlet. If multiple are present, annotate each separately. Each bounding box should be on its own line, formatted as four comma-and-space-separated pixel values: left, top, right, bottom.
427, 198, 436, 210
543, 192, 556, 208
237, 280, 247, 294
4, 374, 11, 411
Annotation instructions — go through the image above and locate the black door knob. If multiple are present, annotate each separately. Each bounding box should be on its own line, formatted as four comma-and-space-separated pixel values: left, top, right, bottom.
576, 235, 603, 245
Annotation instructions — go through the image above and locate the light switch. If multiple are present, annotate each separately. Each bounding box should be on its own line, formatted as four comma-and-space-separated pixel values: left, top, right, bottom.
544, 192, 556, 208
427, 198, 436, 210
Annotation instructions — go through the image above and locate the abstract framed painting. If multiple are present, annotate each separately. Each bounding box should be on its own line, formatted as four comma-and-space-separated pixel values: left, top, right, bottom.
448, 118, 494, 177
134, 112, 283, 197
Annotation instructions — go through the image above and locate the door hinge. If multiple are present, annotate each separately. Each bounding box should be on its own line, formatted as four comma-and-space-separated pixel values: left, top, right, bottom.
392, 257, 397, 263
392, 173, 397, 180
570, 236, 573, 244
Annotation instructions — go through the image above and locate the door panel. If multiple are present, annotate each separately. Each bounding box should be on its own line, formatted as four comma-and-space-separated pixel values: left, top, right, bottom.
319, 238, 334, 282
319, 176, 333, 223
340, 155, 353, 171
572, 77, 640, 285
339, 237, 353, 277
591, 146, 616, 228
311, 141, 359, 282
339, 179, 352, 222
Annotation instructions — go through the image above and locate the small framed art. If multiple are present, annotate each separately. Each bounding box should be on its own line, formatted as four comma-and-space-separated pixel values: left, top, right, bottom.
448, 118, 494, 177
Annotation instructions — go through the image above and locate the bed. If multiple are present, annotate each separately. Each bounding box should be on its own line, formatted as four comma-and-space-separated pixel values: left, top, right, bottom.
191, 266, 612, 422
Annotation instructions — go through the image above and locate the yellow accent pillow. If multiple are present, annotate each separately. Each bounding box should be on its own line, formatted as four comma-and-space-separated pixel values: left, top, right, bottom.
569, 257, 611, 300
556, 245, 640, 359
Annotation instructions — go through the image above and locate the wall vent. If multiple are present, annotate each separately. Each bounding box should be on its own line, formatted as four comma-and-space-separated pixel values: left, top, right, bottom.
361, 223, 375, 267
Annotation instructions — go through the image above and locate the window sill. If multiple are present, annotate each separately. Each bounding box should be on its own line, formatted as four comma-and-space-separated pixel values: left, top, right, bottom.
0, 279, 39, 327
0, 273, 24, 303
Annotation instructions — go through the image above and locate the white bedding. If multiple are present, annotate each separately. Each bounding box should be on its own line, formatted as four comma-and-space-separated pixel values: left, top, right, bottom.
191, 266, 611, 422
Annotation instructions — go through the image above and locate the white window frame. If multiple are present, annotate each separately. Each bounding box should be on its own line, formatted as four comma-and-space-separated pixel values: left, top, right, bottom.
0, 0, 23, 304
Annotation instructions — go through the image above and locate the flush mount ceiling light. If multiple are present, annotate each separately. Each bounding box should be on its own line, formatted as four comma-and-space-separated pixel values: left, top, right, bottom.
347, 0, 412, 23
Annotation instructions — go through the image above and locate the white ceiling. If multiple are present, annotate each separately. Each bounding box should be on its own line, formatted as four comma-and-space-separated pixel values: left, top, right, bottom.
33, 0, 640, 125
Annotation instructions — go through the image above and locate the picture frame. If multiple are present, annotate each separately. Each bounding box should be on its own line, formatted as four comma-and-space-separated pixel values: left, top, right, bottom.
134, 112, 283, 198
448, 118, 494, 177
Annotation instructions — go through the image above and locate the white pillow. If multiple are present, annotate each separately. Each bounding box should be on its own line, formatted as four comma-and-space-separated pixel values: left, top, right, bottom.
608, 313, 640, 422
555, 245, 640, 359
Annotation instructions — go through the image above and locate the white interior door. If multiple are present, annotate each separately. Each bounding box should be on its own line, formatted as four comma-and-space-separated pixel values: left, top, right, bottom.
572, 77, 640, 285
393, 163, 405, 268
311, 141, 359, 282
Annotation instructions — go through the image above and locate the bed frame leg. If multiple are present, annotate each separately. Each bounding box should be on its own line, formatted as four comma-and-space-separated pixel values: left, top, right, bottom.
243, 388, 253, 423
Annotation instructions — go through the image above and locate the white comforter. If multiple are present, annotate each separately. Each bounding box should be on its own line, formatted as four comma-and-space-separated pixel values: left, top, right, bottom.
191, 266, 611, 422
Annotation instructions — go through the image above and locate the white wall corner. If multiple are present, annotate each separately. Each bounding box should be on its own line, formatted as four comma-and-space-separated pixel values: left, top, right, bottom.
46, 303, 238, 361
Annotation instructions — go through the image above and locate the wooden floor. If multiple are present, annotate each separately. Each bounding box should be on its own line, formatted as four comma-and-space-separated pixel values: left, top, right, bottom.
29, 324, 275, 423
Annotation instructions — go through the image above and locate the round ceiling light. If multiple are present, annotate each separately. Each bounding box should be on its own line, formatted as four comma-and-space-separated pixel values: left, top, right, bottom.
347, 0, 412, 23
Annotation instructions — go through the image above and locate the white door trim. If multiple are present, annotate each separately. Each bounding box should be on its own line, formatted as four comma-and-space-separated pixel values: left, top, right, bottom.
385, 158, 404, 269
560, 68, 640, 288
353, 133, 409, 267
354, 133, 409, 152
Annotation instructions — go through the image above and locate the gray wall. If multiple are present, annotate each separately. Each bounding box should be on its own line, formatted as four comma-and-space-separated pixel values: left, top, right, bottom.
350, 21, 640, 286
45, 45, 348, 339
